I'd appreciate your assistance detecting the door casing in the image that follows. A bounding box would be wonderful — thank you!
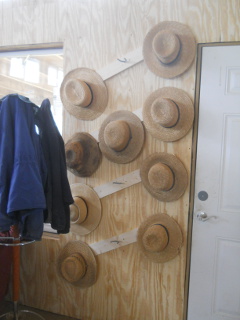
[184,41,240,320]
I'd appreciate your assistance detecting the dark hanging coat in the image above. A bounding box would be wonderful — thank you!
[35,98,73,234]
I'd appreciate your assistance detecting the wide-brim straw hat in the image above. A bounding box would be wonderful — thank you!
[137,213,182,263]
[98,110,145,164]
[57,240,97,287]
[143,21,196,78]
[140,152,188,202]
[65,132,101,177]
[69,183,102,235]
[60,68,108,120]
[142,87,194,142]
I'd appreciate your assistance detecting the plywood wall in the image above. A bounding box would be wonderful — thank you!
[1,0,240,319]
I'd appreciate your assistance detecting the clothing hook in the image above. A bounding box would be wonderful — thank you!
[117,57,128,63]
[111,240,120,245]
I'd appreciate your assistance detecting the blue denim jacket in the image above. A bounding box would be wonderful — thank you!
[0,94,46,240]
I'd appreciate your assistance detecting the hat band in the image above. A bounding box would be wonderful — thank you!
[163,100,180,128]
[74,253,88,280]
[117,132,132,152]
[150,162,175,193]
[70,197,88,225]
[151,98,180,128]
[84,82,94,108]
[157,42,182,66]
[142,223,169,252]
[103,120,132,152]
[155,224,169,246]
[65,142,84,169]
[61,253,88,283]
[163,166,175,191]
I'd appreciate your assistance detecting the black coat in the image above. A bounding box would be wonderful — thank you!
[36,99,73,234]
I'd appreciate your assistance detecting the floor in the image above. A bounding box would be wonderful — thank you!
[0,301,79,320]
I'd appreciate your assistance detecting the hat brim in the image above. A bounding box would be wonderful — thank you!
[98,110,145,164]
[140,152,188,202]
[65,132,101,177]
[57,240,97,287]
[143,21,196,78]
[70,183,102,235]
[137,213,182,263]
[142,87,194,142]
[60,68,108,120]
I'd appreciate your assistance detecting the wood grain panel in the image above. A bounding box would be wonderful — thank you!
[1,1,240,320]
[0,3,2,46]
[62,0,92,153]
[1,0,14,46]
[90,0,117,69]
[12,0,24,45]
[43,1,59,43]
[20,238,62,314]
[219,0,240,41]
[21,1,43,44]
[190,0,220,43]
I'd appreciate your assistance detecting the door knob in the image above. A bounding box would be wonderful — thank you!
[196,211,217,222]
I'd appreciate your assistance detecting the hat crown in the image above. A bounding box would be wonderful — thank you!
[64,79,92,108]
[61,253,87,283]
[103,120,131,152]
[65,141,84,169]
[151,97,179,128]
[153,30,180,64]
[148,162,174,191]
[142,224,168,252]
[70,196,88,225]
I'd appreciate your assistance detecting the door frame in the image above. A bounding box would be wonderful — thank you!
[183,41,240,320]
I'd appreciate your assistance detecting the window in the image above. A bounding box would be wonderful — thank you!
[0,45,63,133]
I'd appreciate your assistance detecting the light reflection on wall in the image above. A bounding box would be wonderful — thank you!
[0,48,63,133]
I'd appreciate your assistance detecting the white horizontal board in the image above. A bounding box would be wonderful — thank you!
[94,169,141,199]
[90,228,138,255]
[98,47,143,81]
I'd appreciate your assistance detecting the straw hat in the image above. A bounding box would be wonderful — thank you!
[60,68,108,120]
[65,132,101,177]
[58,241,97,287]
[69,183,102,235]
[143,21,196,78]
[98,110,145,164]
[140,152,188,202]
[143,87,194,142]
[137,213,182,263]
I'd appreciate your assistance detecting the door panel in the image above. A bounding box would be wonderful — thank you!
[220,115,240,212]
[187,43,240,320]
[213,238,240,317]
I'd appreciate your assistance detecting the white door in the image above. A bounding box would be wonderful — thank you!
[187,43,240,320]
